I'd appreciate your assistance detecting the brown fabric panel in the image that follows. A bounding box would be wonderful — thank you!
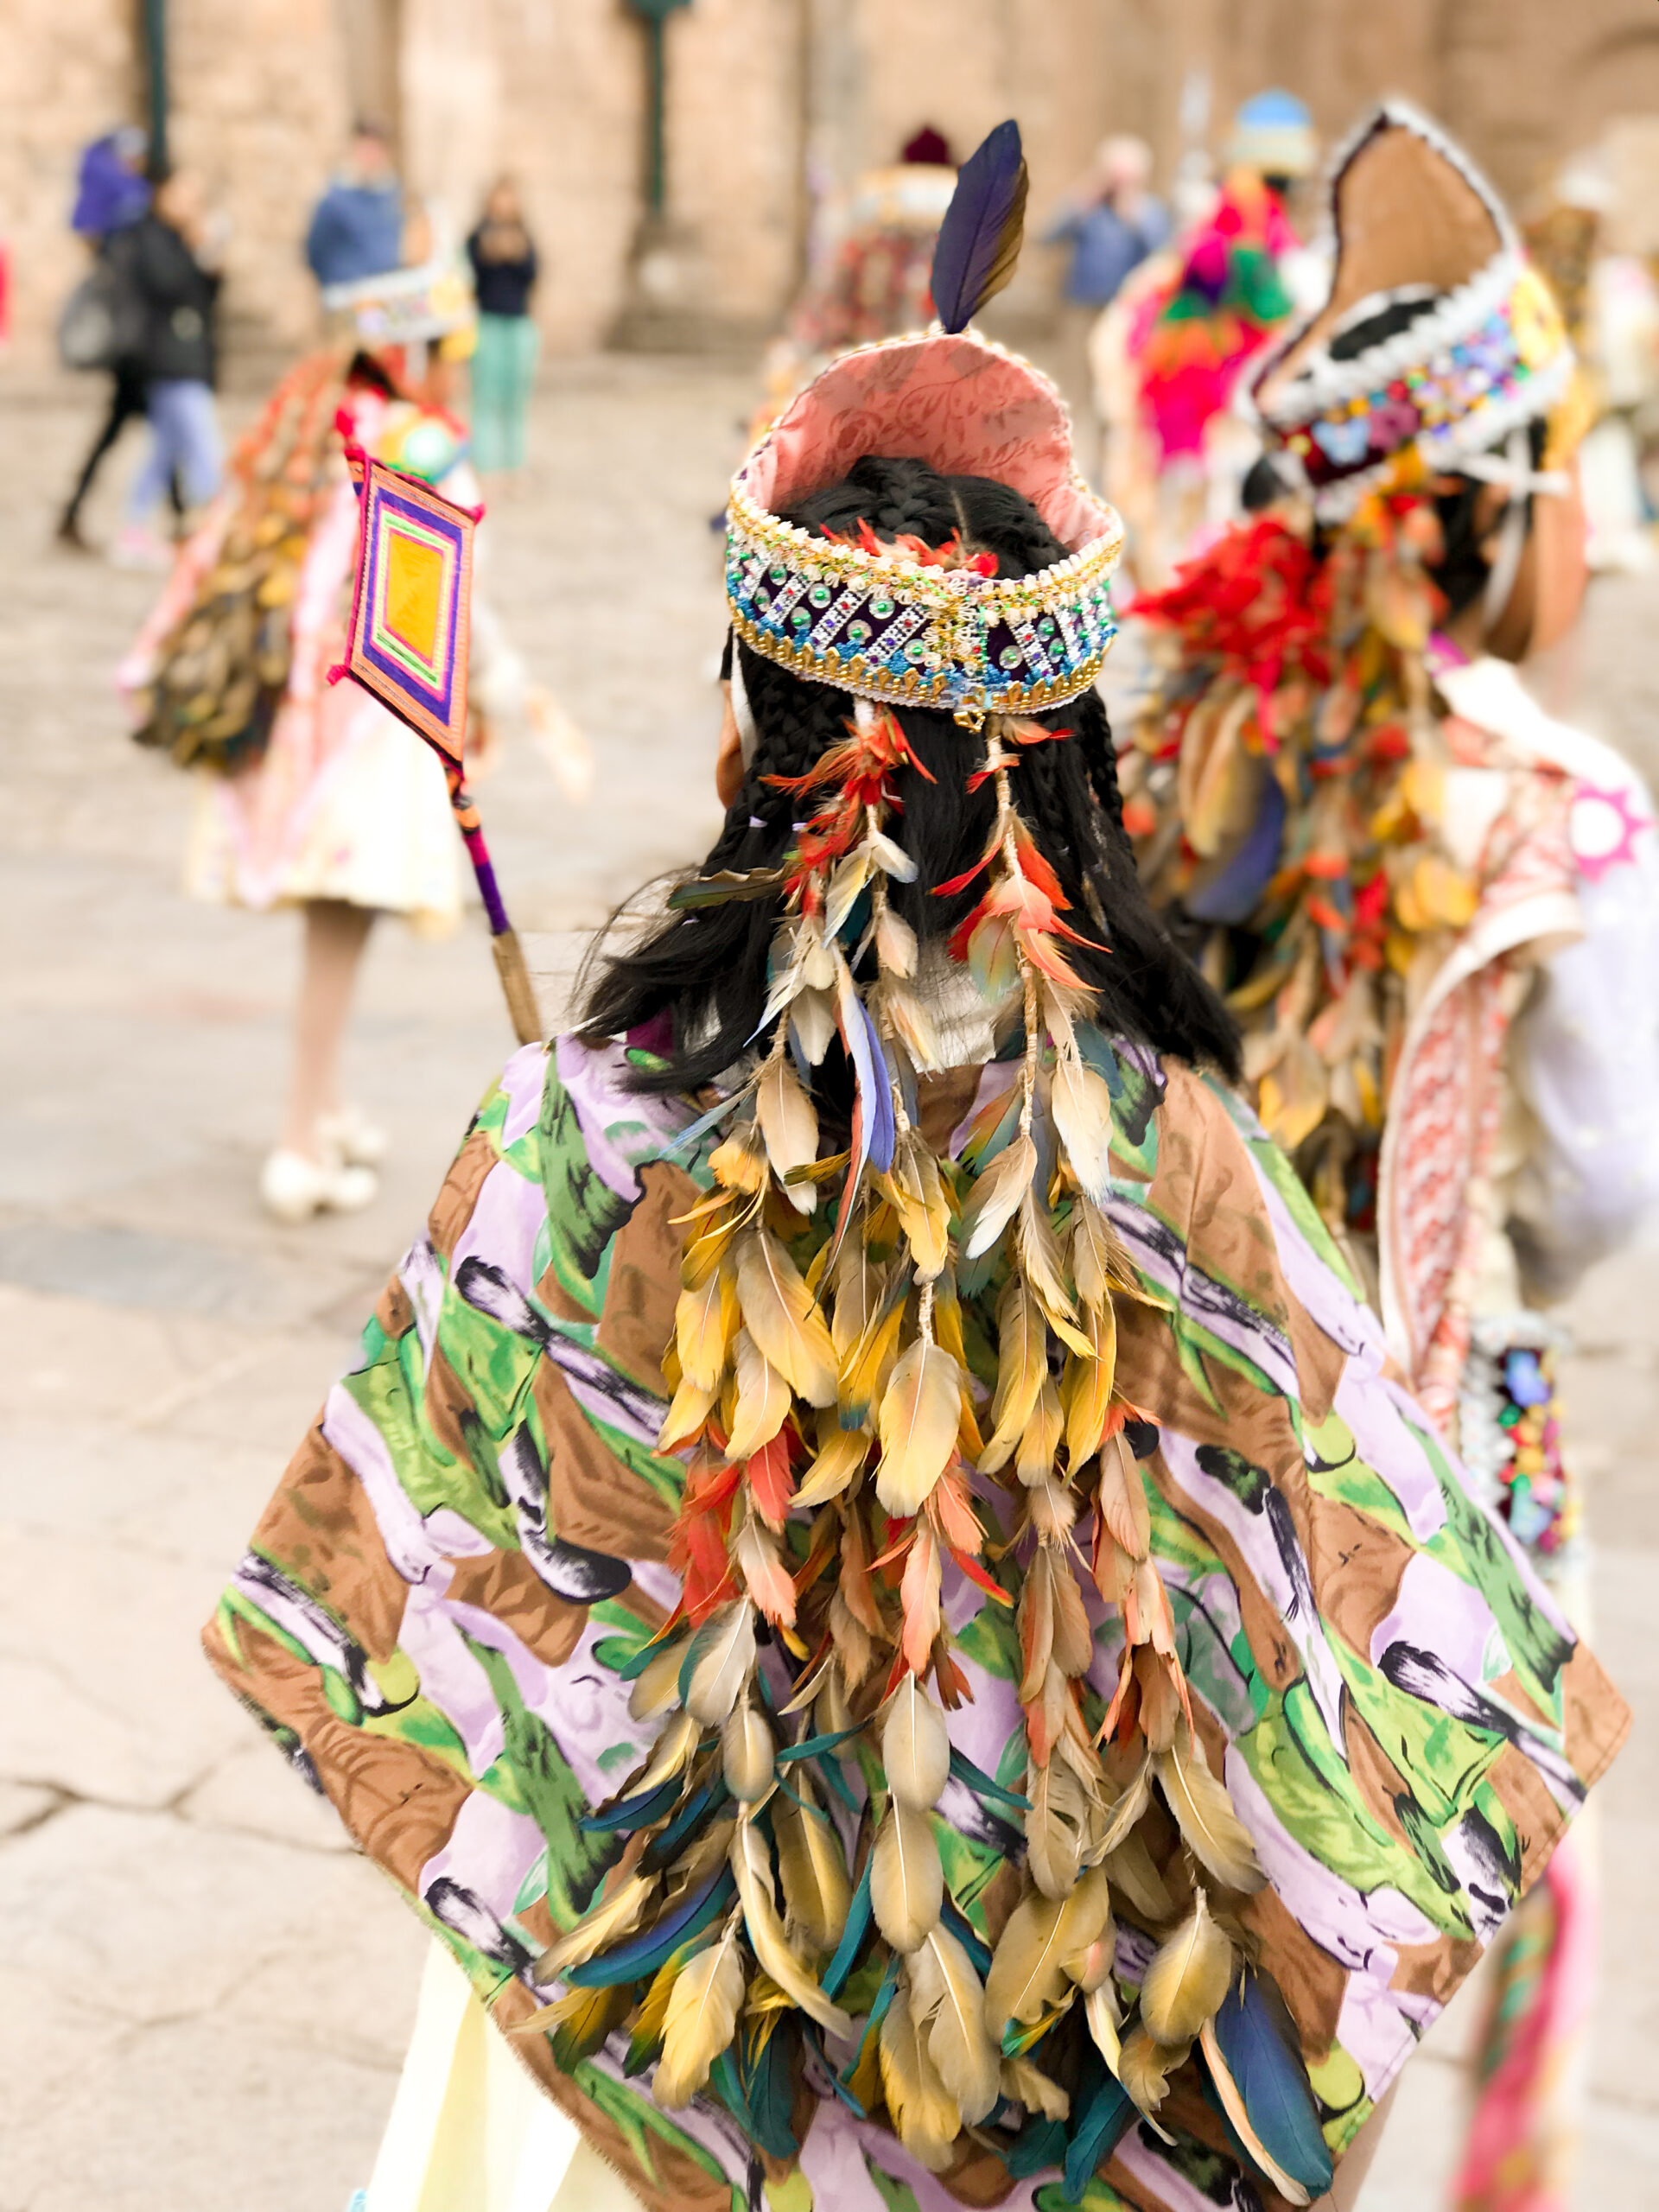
[1296,1477,1416,1667]
[429,1126,500,1259]
[203,1618,470,1888]
[1389,1930,1483,2007]
[443,1551,593,1672]
[1558,1640,1630,1793]
[421,1340,486,1478]
[490,1979,734,2212]
[1485,1741,1586,1899]
[376,1274,415,1340]
[594,1160,701,1392]
[1239,1882,1351,2058]
[535,1261,601,1332]
[532,1357,678,1564]
[249,1422,410,1662]
[1340,1703,1418,1848]
[1142,1443,1304,1703]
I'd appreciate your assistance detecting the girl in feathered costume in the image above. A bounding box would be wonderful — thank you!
[201,125,1624,2212]
[1124,102,1659,2212]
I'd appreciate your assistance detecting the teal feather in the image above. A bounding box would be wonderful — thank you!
[1062,2051,1135,2202]
[949,1745,1033,1812]
[1204,1971,1333,2198]
[821,1853,874,1997]
[563,1867,734,1986]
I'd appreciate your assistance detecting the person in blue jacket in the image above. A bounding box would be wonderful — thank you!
[304,121,404,289]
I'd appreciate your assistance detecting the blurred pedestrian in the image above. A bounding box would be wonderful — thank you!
[466,175,540,482]
[305,120,404,289]
[112,171,225,569]
[1045,134,1170,429]
[56,127,160,552]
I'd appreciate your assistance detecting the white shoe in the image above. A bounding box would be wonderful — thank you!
[108,524,173,571]
[317,1104,389,1168]
[260,1147,378,1224]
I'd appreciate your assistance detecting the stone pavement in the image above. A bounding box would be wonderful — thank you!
[1,364,1656,2212]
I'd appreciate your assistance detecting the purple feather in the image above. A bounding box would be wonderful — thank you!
[930,119,1029,334]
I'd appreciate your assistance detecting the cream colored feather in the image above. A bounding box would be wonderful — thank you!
[683,1599,756,1725]
[1104,1831,1176,1923]
[831,1240,879,1357]
[961,1131,1038,1260]
[1014,1376,1065,1487]
[536,1871,653,1976]
[632,1707,702,1796]
[657,1370,719,1452]
[1071,1196,1131,1313]
[1093,1747,1153,1861]
[1016,1187,1087,1351]
[979,1285,1046,1473]
[875,904,918,977]
[736,1230,839,1407]
[1084,1980,1122,2073]
[756,1055,820,1214]
[1024,1755,1089,1902]
[984,1866,1109,2034]
[728,1816,853,2037]
[874,1339,962,1516]
[734,1514,797,1628]
[727,1328,791,1462]
[882,1675,950,1811]
[626,1632,690,1723]
[878,1986,960,2171]
[1061,1299,1117,1468]
[675,1264,737,1392]
[872,1798,944,1953]
[1001,2056,1070,2122]
[911,1927,1000,2125]
[793,1417,870,1509]
[1117,2024,1187,2120]
[721,1700,774,1801]
[1138,1889,1233,2046]
[1051,1053,1116,1205]
[652,1921,746,2107]
[772,1785,851,1953]
[791,986,836,1067]
[1154,1731,1265,1894]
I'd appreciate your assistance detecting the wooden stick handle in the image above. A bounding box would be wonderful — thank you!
[491,928,544,1046]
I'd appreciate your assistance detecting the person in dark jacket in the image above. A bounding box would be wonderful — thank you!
[466,176,539,479]
[305,122,404,289]
[115,171,225,567]
[57,127,169,551]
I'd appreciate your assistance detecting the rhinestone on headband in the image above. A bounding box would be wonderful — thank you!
[724,331,1125,716]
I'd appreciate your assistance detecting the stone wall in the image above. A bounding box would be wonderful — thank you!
[3,0,1657,371]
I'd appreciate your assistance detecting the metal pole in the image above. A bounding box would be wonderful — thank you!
[143,0,169,173]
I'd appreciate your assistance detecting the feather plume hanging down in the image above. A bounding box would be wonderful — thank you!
[930,118,1031,335]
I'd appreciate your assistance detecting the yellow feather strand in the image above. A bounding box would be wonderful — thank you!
[911,1926,1000,2126]
[535,1871,654,1977]
[1014,1377,1065,1487]
[874,1339,962,1516]
[1051,1053,1116,1205]
[1024,1755,1089,1902]
[1060,1300,1116,1468]
[683,1599,755,1725]
[1084,1981,1122,2074]
[961,1131,1038,1261]
[1093,1747,1153,1861]
[721,1700,774,1801]
[1047,1553,1095,1679]
[632,1707,702,1796]
[1096,1430,1152,1560]
[1001,2056,1071,2122]
[657,1371,719,1453]
[620,1948,683,2063]
[830,1239,880,1358]
[1199,2014,1314,2207]
[984,1866,1110,2035]
[709,1122,768,1195]
[1117,2024,1187,2129]
[728,1816,854,2037]
[838,1290,908,1432]
[1016,1548,1054,1707]
[1105,1831,1176,1924]
[1065,1922,1119,1996]
[653,1921,747,2107]
[980,1283,1046,1473]
[793,1417,871,1510]
[772,1784,851,1953]
[626,1631,691,1723]
[1016,1188,1087,1349]
[879,1986,960,2171]
[1138,1889,1233,2047]
[726,1328,791,1462]
[882,1674,950,1811]
[1154,1730,1266,1895]
[736,1230,838,1407]
[675,1263,739,1391]
[1071,1196,1136,1312]
[757,1056,820,1214]
[871,1798,944,1954]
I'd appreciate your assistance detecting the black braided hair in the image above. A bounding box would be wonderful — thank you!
[579,455,1241,1090]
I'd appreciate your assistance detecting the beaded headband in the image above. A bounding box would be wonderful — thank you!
[726,329,1124,718]
[1251,101,1574,521]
